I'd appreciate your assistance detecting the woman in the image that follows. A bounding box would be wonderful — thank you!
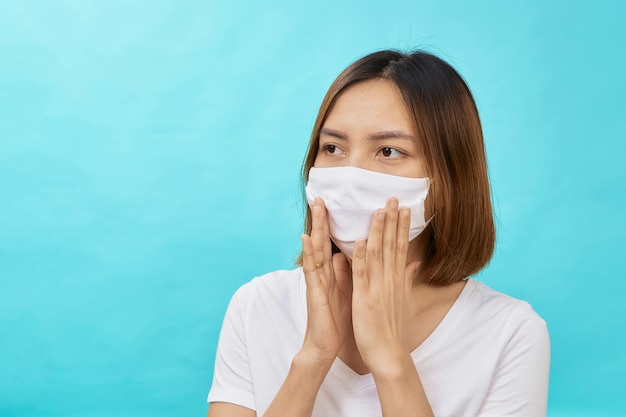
[206,50,550,417]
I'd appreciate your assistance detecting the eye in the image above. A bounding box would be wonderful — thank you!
[378,147,405,158]
[322,144,341,155]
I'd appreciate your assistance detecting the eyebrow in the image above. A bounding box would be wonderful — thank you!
[319,127,414,141]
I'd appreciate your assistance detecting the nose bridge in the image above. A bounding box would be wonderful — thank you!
[347,145,373,170]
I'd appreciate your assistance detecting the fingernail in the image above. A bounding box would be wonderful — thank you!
[377,210,385,220]
[389,198,398,209]
[400,208,410,218]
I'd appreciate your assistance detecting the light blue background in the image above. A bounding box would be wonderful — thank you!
[1,1,624,416]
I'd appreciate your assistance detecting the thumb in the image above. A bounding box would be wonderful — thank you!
[404,261,420,297]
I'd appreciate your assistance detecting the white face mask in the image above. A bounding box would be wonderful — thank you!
[305,166,430,259]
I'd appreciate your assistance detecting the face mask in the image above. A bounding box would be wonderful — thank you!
[305,166,430,259]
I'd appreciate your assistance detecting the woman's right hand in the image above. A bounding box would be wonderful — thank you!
[300,197,352,366]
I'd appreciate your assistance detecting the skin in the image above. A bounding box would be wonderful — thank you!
[208,79,467,417]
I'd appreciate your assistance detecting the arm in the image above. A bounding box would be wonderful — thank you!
[261,350,333,416]
[351,199,434,417]
[262,200,352,416]
[208,199,351,417]
[351,198,550,416]
[208,351,333,417]
[372,356,434,417]
[207,403,254,417]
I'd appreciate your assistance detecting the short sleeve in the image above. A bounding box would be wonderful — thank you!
[207,283,256,411]
[476,304,551,417]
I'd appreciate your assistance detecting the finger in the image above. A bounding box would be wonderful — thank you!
[405,261,420,299]
[311,202,327,274]
[315,197,334,282]
[351,238,368,295]
[366,209,386,283]
[301,234,318,275]
[301,234,322,288]
[395,207,411,277]
[383,198,399,282]
[332,252,352,300]
[316,198,334,278]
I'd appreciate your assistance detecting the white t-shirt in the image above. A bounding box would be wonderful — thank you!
[207,268,550,417]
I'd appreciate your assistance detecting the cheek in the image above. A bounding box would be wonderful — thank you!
[412,157,430,178]
[312,153,335,168]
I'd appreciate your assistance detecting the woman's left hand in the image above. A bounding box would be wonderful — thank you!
[350,197,420,377]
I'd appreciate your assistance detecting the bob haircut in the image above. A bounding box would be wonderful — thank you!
[297,49,495,286]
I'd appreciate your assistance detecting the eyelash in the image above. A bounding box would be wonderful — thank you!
[320,144,407,158]
[378,147,406,158]
[321,144,341,154]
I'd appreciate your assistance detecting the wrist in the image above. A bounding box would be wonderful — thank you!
[295,346,336,372]
[368,349,414,381]
[370,354,434,417]
[262,349,334,416]
[290,349,334,389]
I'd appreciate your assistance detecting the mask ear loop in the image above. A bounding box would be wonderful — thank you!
[423,177,435,225]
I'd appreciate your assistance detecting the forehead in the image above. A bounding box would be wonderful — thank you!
[323,79,415,134]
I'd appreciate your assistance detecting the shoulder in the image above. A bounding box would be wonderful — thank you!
[234,267,303,299]
[463,279,549,346]
[454,281,550,416]
[228,267,305,317]
[466,280,545,321]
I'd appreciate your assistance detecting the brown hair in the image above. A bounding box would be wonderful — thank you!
[297,49,495,286]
